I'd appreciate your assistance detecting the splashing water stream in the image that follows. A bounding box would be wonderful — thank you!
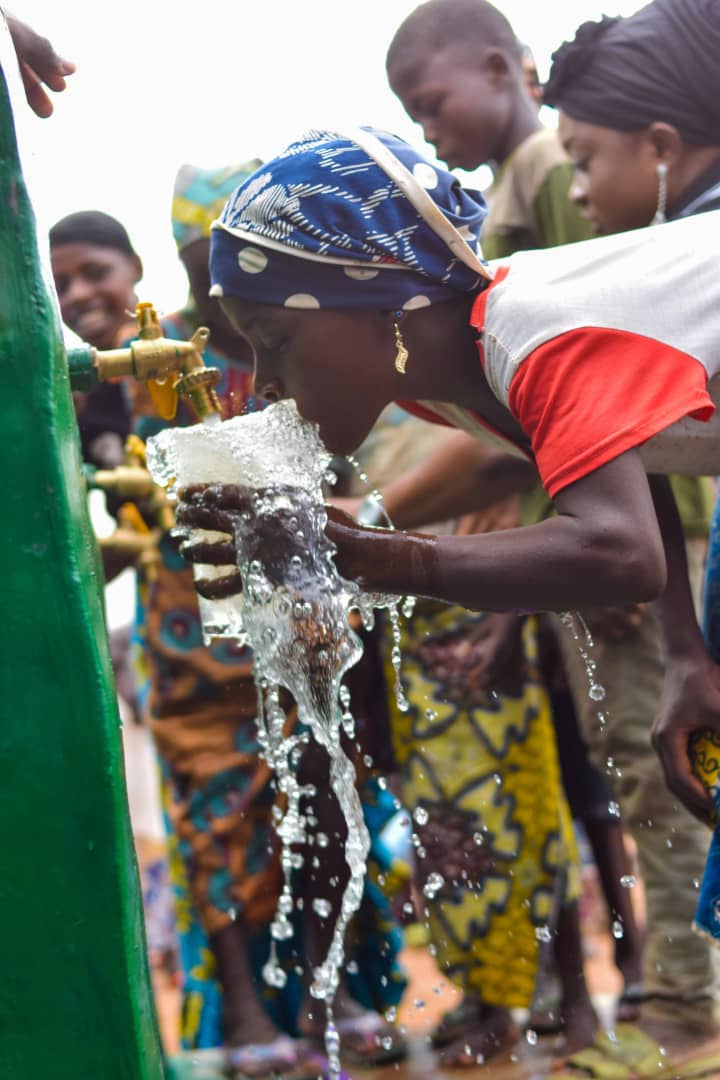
[147,401,404,1076]
[558,611,606,709]
[558,611,619,793]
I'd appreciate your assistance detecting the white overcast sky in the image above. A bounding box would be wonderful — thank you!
[9,0,644,318]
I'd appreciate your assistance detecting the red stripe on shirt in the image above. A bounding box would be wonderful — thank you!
[507,327,715,497]
[469,265,510,371]
[394,270,526,448]
[396,401,454,428]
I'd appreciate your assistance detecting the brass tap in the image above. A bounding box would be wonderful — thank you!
[99,502,163,580]
[85,305,221,578]
[93,434,177,578]
[173,366,222,421]
[92,466,157,499]
[90,302,223,422]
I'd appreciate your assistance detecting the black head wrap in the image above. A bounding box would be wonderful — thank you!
[49,210,137,255]
[544,0,720,146]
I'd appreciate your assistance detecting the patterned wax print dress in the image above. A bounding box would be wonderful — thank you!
[353,406,578,1010]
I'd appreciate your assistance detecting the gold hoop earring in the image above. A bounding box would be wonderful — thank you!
[393,312,408,374]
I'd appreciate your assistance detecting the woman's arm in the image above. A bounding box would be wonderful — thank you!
[330,449,666,612]
[648,475,719,825]
[178,449,664,609]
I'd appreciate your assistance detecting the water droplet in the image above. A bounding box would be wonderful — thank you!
[535,925,552,943]
[526,1029,538,1046]
[262,960,288,988]
[620,874,636,888]
[612,920,625,939]
[312,898,332,919]
[423,872,445,899]
[271,916,294,941]
[414,806,429,826]
[608,800,621,818]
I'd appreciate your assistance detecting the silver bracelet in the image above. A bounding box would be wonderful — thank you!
[355,493,387,527]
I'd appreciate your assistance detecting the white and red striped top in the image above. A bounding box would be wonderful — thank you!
[401,211,720,497]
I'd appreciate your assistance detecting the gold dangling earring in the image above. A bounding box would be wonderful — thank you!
[393,311,408,375]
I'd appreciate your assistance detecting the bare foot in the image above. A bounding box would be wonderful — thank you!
[432,996,491,1047]
[554,989,599,1057]
[209,922,288,1050]
[298,986,406,1064]
[225,1036,300,1079]
[615,932,645,1023]
[297,983,364,1037]
[438,1008,518,1068]
[224,1007,288,1051]
[616,979,644,1023]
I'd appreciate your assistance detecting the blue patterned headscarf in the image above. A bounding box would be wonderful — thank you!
[209,127,490,311]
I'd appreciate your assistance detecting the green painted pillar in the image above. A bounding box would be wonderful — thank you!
[0,38,165,1080]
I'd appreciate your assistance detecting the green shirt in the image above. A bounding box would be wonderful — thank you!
[481,128,593,259]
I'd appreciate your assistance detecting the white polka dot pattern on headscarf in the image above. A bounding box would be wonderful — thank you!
[413,162,439,190]
[343,266,380,280]
[403,295,432,310]
[237,247,269,273]
[284,293,321,309]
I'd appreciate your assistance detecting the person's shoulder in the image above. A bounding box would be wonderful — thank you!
[509,127,571,183]
[486,128,574,246]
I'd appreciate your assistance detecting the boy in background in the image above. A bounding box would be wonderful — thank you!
[387,0,593,256]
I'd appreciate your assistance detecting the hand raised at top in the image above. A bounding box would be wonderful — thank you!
[6,15,75,118]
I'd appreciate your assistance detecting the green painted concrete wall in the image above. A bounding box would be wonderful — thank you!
[0,46,165,1080]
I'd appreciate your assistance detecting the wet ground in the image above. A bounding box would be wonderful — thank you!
[157,936,614,1079]
[156,903,720,1078]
